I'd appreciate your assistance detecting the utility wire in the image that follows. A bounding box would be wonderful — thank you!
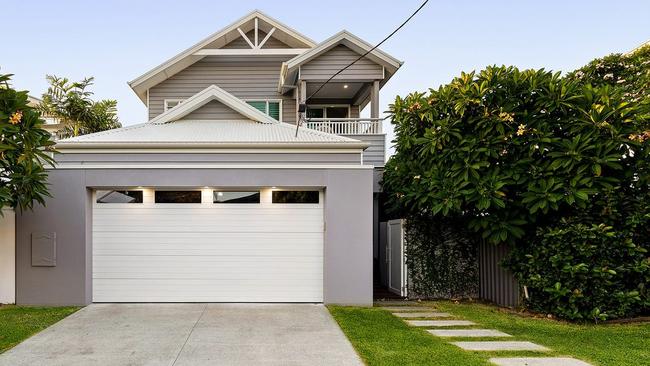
[295,0,429,137]
[306,0,428,102]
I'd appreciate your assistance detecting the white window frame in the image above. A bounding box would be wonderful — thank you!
[243,99,283,122]
[306,104,351,118]
[164,99,185,112]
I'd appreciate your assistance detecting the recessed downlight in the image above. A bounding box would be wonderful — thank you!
[343,84,349,89]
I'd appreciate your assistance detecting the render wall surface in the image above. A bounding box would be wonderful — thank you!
[0,208,15,304]
[15,164,374,306]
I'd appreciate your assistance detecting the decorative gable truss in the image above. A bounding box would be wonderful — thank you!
[129,10,316,103]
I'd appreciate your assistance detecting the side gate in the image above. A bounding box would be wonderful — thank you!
[386,219,407,297]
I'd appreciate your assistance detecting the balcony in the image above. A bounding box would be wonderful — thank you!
[305,118,383,135]
[304,117,385,167]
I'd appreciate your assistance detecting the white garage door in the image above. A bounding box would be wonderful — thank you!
[92,189,323,302]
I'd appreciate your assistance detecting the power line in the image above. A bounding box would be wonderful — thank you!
[295,0,429,137]
[305,0,429,102]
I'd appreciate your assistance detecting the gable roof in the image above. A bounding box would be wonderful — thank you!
[279,30,403,91]
[149,84,278,125]
[55,120,367,150]
[128,10,316,103]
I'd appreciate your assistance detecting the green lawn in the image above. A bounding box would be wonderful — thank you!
[0,305,80,353]
[328,302,650,366]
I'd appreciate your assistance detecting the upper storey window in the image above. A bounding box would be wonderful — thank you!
[164,99,185,112]
[246,100,281,121]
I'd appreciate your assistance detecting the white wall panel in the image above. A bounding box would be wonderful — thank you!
[0,208,15,304]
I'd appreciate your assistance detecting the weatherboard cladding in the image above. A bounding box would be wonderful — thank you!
[183,100,246,120]
[148,57,296,122]
[300,45,384,81]
[345,134,385,166]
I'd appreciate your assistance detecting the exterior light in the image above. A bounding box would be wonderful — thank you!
[271,186,277,189]
[343,84,349,89]
[217,192,223,196]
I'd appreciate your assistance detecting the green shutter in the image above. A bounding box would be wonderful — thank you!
[268,102,280,120]
[246,101,267,114]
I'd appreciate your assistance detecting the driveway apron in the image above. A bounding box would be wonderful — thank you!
[0,303,363,366]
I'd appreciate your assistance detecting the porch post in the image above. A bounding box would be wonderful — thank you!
[298,80,306,124]
[370,80,380,119]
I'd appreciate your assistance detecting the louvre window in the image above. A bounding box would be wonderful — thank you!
[246,100,281,121]
[96,190,143,204]
[272,191,319,204]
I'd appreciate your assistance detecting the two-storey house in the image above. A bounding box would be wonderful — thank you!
[15,11,402,306]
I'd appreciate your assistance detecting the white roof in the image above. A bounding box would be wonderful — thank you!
[56,120,366,149]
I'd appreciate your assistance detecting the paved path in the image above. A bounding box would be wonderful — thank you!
[381,302,593,366]
[0,304,363,366]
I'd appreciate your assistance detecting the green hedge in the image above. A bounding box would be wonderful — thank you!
[382,59,649,320]
[506,221,649,321]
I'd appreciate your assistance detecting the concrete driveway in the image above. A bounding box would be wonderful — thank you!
[0,304,363,366]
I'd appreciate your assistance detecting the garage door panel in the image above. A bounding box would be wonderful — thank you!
[92,192,324,303]
[93,281,322,302]
[93,242,323,257]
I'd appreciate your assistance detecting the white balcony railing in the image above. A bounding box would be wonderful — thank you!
[305,118,383,135]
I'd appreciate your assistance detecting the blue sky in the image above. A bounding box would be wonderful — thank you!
[3,0,649,145]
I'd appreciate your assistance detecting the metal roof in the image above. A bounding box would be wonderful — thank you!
[56,120,367,149]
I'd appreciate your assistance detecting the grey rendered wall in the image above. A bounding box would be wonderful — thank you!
[148,56,296,122]
[479,242,520,307]
[300,45,384,81]
[15,170,92,305]
[344,134,385,167]
[15,164,373,306]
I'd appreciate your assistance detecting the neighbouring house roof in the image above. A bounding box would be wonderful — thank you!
[128,10,316,103]
[625,39,650,56]
[55,119,367,150]
[149,84,278,125]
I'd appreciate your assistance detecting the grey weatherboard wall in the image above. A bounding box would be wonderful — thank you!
[16,159,374,306]
[300,45,384,81]
[148,57,297,122]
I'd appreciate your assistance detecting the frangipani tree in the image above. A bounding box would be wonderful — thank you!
[0,73,55,211]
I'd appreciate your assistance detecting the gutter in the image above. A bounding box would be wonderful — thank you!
[54,141,370,150]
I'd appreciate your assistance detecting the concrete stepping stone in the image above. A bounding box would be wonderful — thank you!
[407,320,475,327]
[381,306,435,312]
[453,341,549,351]
[393,312,451,318]
[490,357,593,366]
[428,329,511,337]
